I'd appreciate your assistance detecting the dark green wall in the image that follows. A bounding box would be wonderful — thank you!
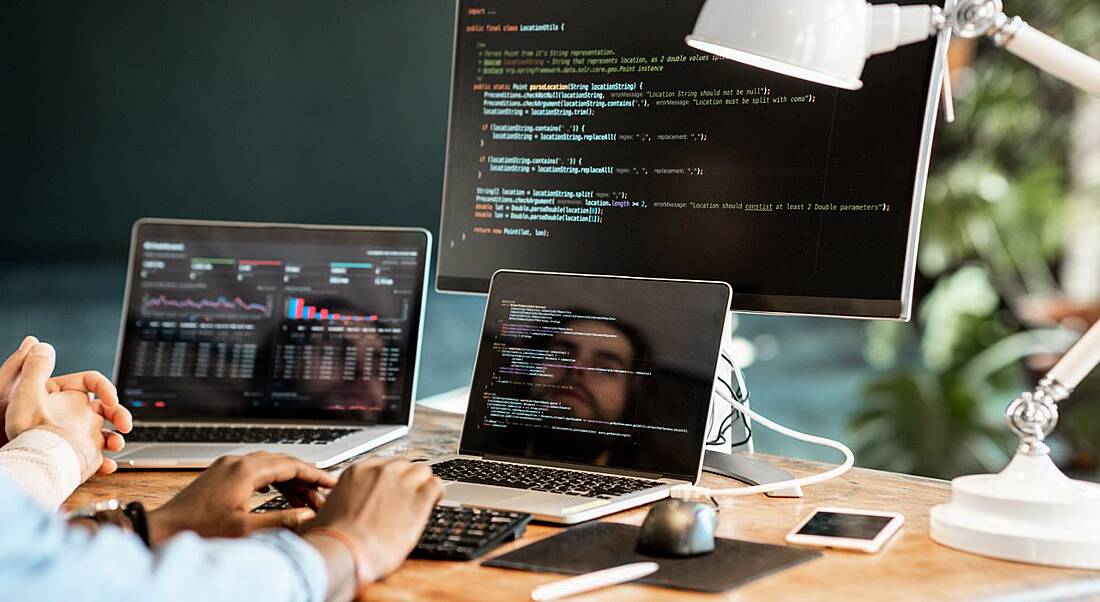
[1,0,456,262]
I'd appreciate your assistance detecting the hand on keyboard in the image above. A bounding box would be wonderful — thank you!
[300,458,444,582]
[255,496,532,561]
[147,451,337,545]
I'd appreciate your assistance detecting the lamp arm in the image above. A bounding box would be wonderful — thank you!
[1047,319,1100,391]
[945,1,1100,97]
[991,16,1100,98]
[1007,319,1100,454]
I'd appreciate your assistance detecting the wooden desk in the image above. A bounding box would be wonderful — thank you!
[68,409,1100,601]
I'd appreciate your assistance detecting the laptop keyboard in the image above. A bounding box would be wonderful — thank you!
[126,426,356,445]
[431,458,663,499]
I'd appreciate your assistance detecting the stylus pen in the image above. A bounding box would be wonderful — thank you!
[530,562,660,601]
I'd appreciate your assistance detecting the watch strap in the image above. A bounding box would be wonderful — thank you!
[123,501,151,547]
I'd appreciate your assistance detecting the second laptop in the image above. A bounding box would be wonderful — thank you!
[432,270,731,524]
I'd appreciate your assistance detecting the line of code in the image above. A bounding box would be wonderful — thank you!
[440,0,937,308]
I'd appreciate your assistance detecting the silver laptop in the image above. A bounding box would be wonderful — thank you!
[433,270,731,524]
[109,219,430,468]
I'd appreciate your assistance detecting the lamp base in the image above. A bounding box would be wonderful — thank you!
[930,452,1100,569]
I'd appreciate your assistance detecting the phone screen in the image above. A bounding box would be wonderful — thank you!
[796,511,895,540]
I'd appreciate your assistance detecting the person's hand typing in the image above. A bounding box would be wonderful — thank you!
[4,342,132,479]
[301,459,443,585]
[146,452,338,546]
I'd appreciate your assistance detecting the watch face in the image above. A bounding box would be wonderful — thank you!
[68,499,117,519]
[68,499,129,530]
[94,499,123,512]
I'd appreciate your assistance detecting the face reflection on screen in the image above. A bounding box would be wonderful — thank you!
[538,317,648,424]
[515,313,655,467]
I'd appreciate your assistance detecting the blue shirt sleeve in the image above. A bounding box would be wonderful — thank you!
[0,475,327,602]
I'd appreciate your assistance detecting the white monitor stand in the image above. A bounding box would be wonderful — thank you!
[703,334,802,497]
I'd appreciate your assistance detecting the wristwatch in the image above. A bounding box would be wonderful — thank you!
[66,499,151,547]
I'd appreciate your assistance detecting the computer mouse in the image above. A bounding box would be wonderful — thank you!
[636,499,718,557]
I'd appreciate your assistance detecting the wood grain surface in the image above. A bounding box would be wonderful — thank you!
[66,409,1100,601]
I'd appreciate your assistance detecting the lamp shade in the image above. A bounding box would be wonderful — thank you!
[686,0,870,89]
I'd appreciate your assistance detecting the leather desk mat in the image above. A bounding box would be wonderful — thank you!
[482,522,821,593]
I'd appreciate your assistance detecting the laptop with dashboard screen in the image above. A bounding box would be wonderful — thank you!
[431,270,731,523]
[109,219,429,468]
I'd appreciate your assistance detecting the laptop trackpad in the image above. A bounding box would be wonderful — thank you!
[442,482,530,504]
[121,445,243,461]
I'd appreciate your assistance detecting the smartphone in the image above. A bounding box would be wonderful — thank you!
[785,507,904,553]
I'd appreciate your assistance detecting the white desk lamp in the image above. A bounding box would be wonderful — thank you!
[684,0,1100,569]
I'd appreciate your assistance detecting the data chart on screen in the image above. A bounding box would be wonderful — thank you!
[116,223,427,422]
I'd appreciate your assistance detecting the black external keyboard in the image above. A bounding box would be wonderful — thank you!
[127,426,355,445]
[430,458,663,499]
[413,505,530,560]
[252,496,531,561]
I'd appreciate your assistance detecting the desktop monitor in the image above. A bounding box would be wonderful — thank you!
[436,0,945,319]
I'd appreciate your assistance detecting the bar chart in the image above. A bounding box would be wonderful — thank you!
[286,296,379,322]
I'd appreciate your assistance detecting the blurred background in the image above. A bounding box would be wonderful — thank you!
[2,0,1097,480]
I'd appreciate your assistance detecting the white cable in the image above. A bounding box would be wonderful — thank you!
[672,388,855,500]
[728,357,752,451]
[705,388,723,445]
[729,357,748,398]
[705,358,737,447]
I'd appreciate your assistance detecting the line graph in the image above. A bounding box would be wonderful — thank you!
[142,294,272,318]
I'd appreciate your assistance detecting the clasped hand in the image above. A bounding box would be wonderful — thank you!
[0,337,133,479]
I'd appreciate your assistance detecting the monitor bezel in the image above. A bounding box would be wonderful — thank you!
[434,0,949,321]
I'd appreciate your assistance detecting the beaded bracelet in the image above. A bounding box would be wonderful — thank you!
[307,526,370,597]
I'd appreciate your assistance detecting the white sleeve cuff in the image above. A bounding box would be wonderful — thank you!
[0,428,83,510]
